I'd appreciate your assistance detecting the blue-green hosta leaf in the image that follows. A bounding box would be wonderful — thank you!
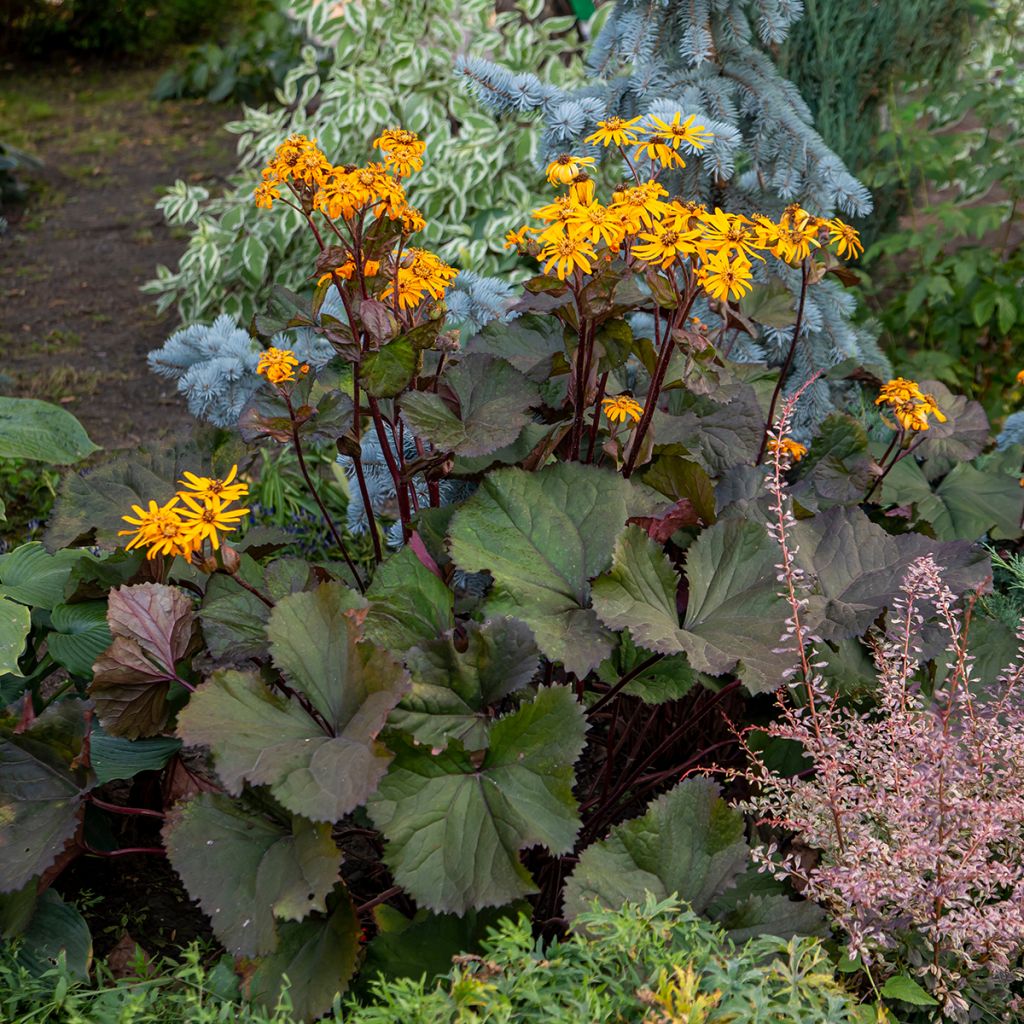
[368,685,586,914]
[0,543,86,610]
[793,505,990,642]
[89,730,182,785]
[389,617,539,749]
[678,518,792,693]
[245,889,360,1021]
[0,598,30,678]
[163,794,341,957]
[449,463,633,676]
[363,547,453,653]
[400,354,540,458]
[14,890,92,981]
[563,777,749,923]
[47,602,112,678]
[178,585,409,821]
[0,397,99,464]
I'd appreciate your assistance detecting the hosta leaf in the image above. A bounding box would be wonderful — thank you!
[676,517,792,693]
[363,547,453,652]
[0,598,30,678]
[0,543,85,610]
[47,602,112,678]
[90,584,196,739]
[179,586,409,821]
[89,730,182,784]
[562,777,748,922]
[246,889,360,1020]
[14,890,93,981]
[793,505,990,642]
[369,685,586,914]
[0,397,99,464]
[449,463,632,676]
[390,617,539,749]
[591,525,683,655]
[164,793,341,956]
[0,712,88,892]
[401,354,540,458]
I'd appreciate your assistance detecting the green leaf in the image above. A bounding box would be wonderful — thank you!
[705,869,825,941]
[164,793,341,956]
[656,388,763,474]
[879,975,939,1006]
[793,413,873,507]
[0,725,86,892]
[179,585,409,821]
[676,517,791,693]
[363,547,453,652]
[401,354,539,458]
[563,777,749,923]
[0,397,99,464]
[200,567,271,664]
[0,598,30,678]
[15,890,92,981]
[390,617,539,749]
[361,338,416,398]
[466,313,565,383]
[246,889,361,1021]
[0,543,85,610]
[89,730,181,784]
[449,463,632,676]
[911,381,989,471]
[369,685,586,914]
[597,631,695,704]
[47,602,112,678]
[738,276,797,328]
[90,584,196,739]
[591,526,683,656]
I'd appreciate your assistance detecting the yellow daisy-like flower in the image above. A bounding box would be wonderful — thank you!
[119,498,191,561]
[503,225,534,250]
[609,181,670,231]
[257,347,303,386]
[631,137,687,168]
[766,437,808,462]
[178,465,249,505]
[381,248,458,309]
[1017,369,1024,385]
[567,201,626,249]
[545,154,595,186]
[317,257,382,286]
[699,249,754,302]
[178,493,250,553]
[633,223,699,269]
[372,127,426,177]
[540,235,596,280]
[645,113,712,151]
[772,205,822,264]
[876,377,924,406]
[699,208,765,261]
[254,179,281,209]
[399,206,426,234]
[584,116,644,147]
[875,378,947,432]
[828,218,863,259]
[602,395,644,424]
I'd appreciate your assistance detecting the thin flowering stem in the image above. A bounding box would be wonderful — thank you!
[757,259,810,464]
[225,568,275,608]
[367,396,412,543]
[863,430,901,502]
[586,370,610,464]
[283,392,366,592]
[350,363,385,565]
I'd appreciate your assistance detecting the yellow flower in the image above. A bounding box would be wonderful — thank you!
[119,497,192,561]
[771,204,822,264]
[545,154,595,186]
[540,235,596,280]
[828,218,863,259]
[875,378,947,432]
[533,194,578,243]
[503,225,534,250]
[633,223,699,268]
[372,127,426,177]
[699,249,754,302]
[257,347,302,386]
[1017,370,1024,385]
[178,493,250,553]
[382,248,458,309]
[568,200,626,248]
[317,257,382,286]
[584,116,644,147]
[314,170,363,220]
[876,378,924,405]
[399,206,426,234]
[602,395,643,424]
[698,208,765,261]
[609,181,670,231]
[766,437,808,462]
[645,112,712,151]
[178,465,249,505]
[631,137,686,168]
[254,179,281,209]
[570,178,596,205]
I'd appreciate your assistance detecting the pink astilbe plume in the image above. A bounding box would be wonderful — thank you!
[742,385,1024,1020]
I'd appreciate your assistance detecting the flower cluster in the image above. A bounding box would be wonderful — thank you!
[765,436,808,462]
[505,114,862,298]
[875,377,947,432]
[257,346,309,386]
[255,131,456,317]
[119,467,249,562]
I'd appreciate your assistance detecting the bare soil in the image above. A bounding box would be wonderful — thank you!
[0,57,238,450]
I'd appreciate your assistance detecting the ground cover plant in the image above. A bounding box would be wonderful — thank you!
[5,95,1024,1023]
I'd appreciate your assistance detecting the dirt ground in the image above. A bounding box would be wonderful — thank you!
[0,58,238,450]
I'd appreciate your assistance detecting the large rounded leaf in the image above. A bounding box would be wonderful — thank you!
[179,585,409,821]
[449,463,633,676]
[47,602,112,678]
[15,890,93,980]
[0,598,30,678]
[0,397,99,464]
[368,684,586,914]
[0,543,85,610]
[164,793,341,956]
